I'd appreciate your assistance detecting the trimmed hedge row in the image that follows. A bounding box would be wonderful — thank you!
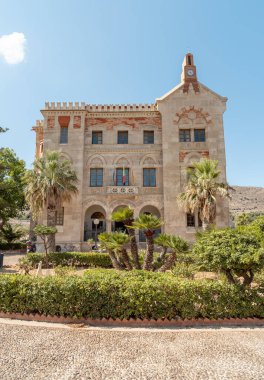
[26,252,112,268]
[0,242,26,250]
[0,271,263,319]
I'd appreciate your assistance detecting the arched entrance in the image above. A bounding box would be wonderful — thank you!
[138,205,162,242]
[84,205,106,241]
[111,205,129,233]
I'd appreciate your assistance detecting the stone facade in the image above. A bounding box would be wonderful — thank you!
[33,53,229,251]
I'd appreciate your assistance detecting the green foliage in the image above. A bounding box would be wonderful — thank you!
[111,206,134,223]
[131,213,163,232]
[0,242,26,250]
[172,262,197,279]
[0,271,263,319]
[177,159,231,228]
[154,233,171,248]
[193,228,264,285]
[0,223,27,243]
[235,212,264,227]
[24,150,79,219]
[18,257,33,275]
[0,148,26,223]
[34,225,57,236]
[26,251,112,268]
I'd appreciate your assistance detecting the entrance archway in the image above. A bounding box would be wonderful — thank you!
[84,205,106,241]
[138,205,161,242]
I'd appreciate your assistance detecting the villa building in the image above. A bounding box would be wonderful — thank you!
[33,53,229,250]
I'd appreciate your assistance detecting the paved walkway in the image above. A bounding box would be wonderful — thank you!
[0,319,264,379]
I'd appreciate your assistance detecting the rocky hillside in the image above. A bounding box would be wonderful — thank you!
[230,186,264,215]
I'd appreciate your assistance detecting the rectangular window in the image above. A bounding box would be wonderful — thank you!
[92,131,102,144]
[179,129,191,142]
[60,127,68,144]
[118,131,128,144]
[194,129,206,142]
[144,131,154,144]
[90,168,103,187]
[143,168,156,187]
[116,168,129,186]
[55,207,64,226]
[187,213,195,227]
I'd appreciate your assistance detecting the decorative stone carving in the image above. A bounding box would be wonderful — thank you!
[174,106,211,125]
[90,157,104,167]
[47,116,55,129]
[73,116,81,129]
[107,186,138,195]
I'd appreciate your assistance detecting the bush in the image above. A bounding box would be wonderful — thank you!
[193,228,264,286]
[172,262,197,279]
[0,271,263,319]
[26,252,112,268]
[0,242,26,250]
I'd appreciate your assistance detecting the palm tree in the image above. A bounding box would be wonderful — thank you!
[98,231,131,270]
[111,207,141,269]
[158,235,189,272]
[24,150,78,252]
[131,213,163,271]
[177,159,231,230]
[154,233,171,261]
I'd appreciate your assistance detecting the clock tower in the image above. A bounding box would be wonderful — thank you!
[181,53,200,93]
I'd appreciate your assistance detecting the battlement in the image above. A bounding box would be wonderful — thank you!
[32,120,44,130]
[44,102,157,112]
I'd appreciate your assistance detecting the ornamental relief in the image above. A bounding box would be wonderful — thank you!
[173,106,211,126]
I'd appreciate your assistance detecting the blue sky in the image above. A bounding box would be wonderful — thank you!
[0,0,263,186]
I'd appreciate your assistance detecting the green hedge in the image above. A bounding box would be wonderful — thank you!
[0,271,263,319]
[0,242,26,250]
[26,252,112,268]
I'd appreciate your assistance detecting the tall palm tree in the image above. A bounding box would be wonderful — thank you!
[158,235,189,272]
[131,213,163,271]
[24,150,78,252]
[177,159,231,230]
[111,206,141,269]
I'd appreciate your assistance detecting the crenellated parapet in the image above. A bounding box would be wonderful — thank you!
[43,102,157,112]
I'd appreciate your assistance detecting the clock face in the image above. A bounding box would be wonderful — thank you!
[187,69,194,76]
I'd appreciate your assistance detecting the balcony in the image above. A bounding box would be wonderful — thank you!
[106,186,139,195]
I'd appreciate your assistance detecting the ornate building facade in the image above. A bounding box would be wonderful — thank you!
[33,53,229,250]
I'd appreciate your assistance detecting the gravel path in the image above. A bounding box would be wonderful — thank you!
[0,321,264,380]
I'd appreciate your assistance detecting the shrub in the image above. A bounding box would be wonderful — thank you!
[54,265,76,276]
[193,228,264,286]
[235,212,264,227]
[26,252,112,268]
[0,271,263,319]
[0,242,26,250]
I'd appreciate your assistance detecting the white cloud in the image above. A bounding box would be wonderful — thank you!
[0,32,26,64]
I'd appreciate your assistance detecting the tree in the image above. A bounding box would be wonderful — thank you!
[154,233,171,260]
[0,148,26,226]
[130,214,163,271]
[24,151,78,252]
[0,223,27,243]
[98,232,126,270]
[193,228,264,286]
[177,159,231,230]
[33,224,57,266]
[111,206,141,269]
[158,235,189,272]
[235,212,264,227]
